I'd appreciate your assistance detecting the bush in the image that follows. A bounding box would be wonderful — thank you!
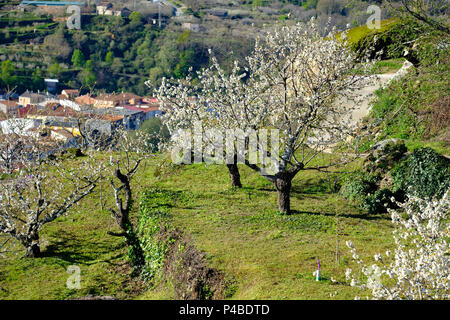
[391,147,450,200]
[340,173,379,202]
[362,188,400,214]
[352,18,428,63]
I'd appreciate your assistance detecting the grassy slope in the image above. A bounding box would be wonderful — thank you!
[367,56,450,156]
[0,154,395,300]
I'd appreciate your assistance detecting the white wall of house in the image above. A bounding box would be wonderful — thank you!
[0,118,41,136]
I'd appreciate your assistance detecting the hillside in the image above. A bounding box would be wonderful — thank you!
[0,153,395,300]
[0,0,397,95]
[0,0,449,304]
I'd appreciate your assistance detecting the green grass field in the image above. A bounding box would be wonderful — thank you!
[0,154,396,300]
[344,18,398,45]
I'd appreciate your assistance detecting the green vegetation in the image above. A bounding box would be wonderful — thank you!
[391,148,450,200]
[354,17,450,155]
[0,14,210,94]
[0,1,449,302]
[341,141,449,214]
[370,58,404,74]
[0,1,410,95]
[0,154,395,300]
[137,188,176,281]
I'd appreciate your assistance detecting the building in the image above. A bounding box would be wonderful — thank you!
[75,94,96,106]
[96,1,112,15]
[18,91,47,106]
[61,89,80,99]
[93,92,142,109]
[44,79,59,94]
[43,118,81,137]
[182,22,200,33]
[96,2,131,17]
[59,99,82,111]
[114,6,131,17]
[50,128,76,142]
[124,104,162,121]
[89,107,145,130]
[20,1,85,6]
[0,100,19,117]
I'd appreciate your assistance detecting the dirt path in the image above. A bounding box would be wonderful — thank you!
[316,61,413,153]
[343,73,396,125]
[345,60,414,127]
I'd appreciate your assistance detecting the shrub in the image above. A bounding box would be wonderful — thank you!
[362,188,400,214]
[352,18,428,63]
[391,147,450,200]
[340,173,379,202]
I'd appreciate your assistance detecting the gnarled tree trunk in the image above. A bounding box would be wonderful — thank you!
[273,172,294,214]
[24,226,40,258]
[226,163,242,188]
[109,166,145,269]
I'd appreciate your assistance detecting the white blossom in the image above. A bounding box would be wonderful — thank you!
[346,191,450,300]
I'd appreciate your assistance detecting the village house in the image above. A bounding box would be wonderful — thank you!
[90,107,145,130]
[93,92,142,109]
[50,128,77,142]
[96,2,131,17]
[124,104,162,121]
[0,100,19,117]
[18,91,47,106]
[114,6,131,17]
[61,89,80,99]
[23,104,81,137]
[96,1,112,15]
[75,94,96,106]
[182,22,200,33]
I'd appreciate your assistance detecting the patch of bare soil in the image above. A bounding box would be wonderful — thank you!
[157,226,229,300]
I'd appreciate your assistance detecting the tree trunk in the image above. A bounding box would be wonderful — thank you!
[274,174,293,214]
[24,230,40,258]
[226,163,242,188]
[110,167,145,270]
[25,242,40,258]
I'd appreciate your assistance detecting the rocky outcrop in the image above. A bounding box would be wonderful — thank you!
[363,138,408,177]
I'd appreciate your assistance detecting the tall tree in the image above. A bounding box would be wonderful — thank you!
[156,19,373,213]
[71,49,86,68]
[1,60,16,87]
[48,62,62,78]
